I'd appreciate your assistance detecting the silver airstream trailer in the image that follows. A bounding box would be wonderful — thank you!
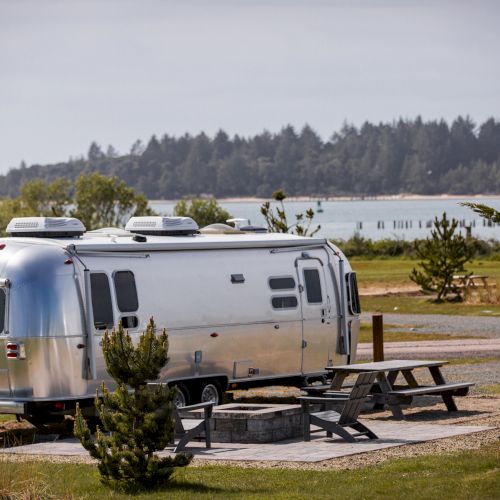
[0,216,361,424]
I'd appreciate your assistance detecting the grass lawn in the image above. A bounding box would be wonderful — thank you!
[353,258,500,286]
[358,322,475,342]
[360,295,500,316]
[1,443,498,499]
[0,414,15,423]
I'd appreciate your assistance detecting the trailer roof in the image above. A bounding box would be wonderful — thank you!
[3,231,329,253]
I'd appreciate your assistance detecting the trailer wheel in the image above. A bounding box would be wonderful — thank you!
[200,380,223,405]
[172,383,190,407]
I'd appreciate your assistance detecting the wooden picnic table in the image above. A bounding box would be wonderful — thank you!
[452,274,490,293]
[325,359,474,420]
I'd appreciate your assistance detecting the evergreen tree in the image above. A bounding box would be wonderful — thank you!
[461,202,500,223]
[74,318,191,492]
[410,213,473,301]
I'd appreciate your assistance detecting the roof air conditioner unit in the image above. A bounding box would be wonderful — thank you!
[6,217,86,238]
[125,216,199,236]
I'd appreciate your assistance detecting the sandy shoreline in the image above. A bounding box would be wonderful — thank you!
[150,194,500,204]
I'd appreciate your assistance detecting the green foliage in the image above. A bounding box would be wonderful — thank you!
[461,202,500,223]
[74,318,191,492]
[332,234,500,259]
[71,172,154,230]
[0,173,154,234]
[331,234,416,258]
[409,213,474,301]
[19,178,71,216]
[260,190,320,236]
[173,198,231,228]
[3,117,500,198]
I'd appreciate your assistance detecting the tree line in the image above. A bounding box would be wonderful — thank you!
[2,116,500,199]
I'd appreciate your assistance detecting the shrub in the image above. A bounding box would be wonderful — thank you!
[74,318,191,492]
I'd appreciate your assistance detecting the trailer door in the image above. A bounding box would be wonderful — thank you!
[297,261,332,373]
[0,283,11,397]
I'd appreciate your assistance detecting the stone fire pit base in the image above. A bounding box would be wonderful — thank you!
[187,403,303,443]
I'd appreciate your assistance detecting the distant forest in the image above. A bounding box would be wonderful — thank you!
[2,116,500,199]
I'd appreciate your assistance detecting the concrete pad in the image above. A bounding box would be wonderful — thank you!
[0,421,492,463]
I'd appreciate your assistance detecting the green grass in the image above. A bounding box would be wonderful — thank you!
[478,383,500,395]
[358,323,475,342]
[353,258,500,286]
[361,295,500,316]
[0,443,498,499]
[0,414,15,423]
[447,357,499,366]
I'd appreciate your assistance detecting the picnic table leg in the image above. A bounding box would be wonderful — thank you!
[376,372,405,420]
[401,370,419,388]
[429,366,458,412]
[330,372,348,391]
[387,370,399,386]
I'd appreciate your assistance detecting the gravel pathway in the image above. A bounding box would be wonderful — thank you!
[361,312,500,338]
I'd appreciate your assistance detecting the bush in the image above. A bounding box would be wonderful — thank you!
[74,318,191,492]
[174,197,232,228]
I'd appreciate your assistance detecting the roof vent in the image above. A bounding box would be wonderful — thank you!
[6,217,86,238]
[125,216,199,236]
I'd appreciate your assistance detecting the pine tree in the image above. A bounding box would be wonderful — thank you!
[74,318,191,492]
[461,202,500,223]
[410,213,473,301]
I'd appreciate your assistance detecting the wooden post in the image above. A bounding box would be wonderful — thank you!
[372,313,384,362]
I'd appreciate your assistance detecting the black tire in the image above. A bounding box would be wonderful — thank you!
[199,379,223,405]
[172,382,190,407]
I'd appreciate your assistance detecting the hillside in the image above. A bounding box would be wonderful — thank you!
[2,116,500,199]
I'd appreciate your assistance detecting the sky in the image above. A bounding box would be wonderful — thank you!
[1,0,499,174]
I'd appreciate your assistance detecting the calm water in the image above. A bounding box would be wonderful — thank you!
[150,197,500,241]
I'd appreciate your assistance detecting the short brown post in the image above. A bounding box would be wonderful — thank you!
[372,313,384,362]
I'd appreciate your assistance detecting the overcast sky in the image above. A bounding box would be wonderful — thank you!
[1,0,499,173]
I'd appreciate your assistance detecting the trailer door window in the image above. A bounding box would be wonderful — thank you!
[90,273,114,330]
[113,271,139,312]
[303,268,323,304]
[0,289,5,334]
[346,272,361,314]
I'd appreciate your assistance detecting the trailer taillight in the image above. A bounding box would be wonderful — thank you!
[6,342,25,360]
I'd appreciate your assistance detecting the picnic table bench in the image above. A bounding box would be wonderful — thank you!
[323,359,474,420]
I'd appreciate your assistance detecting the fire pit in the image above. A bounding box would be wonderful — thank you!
[185,403,303,443]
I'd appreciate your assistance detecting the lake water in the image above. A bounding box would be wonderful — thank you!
[150,197,500,241]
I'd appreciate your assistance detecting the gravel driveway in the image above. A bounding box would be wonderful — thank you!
[361,312,500,338]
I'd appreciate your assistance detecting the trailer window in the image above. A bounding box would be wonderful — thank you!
[303,269,322,304]
[0,289,5,334]
[90,273,114,330]
[269,277,295,290]
[113,271,139,312]
[271,296,298,309]
[346,272,361,314]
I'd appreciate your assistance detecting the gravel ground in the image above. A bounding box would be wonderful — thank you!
[361,312,500,338]
[1,396,498,470]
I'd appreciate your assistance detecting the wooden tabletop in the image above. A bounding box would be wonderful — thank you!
[325,359,448,372]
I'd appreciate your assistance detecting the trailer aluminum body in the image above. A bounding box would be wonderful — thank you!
[0,219,360,421]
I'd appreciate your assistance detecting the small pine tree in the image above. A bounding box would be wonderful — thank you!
[461,202,500,223]
[74,318,191,491]
[410,212,473,301]
[260,190,321,236]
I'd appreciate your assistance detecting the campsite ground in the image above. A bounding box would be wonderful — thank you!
[0,257,499,498]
